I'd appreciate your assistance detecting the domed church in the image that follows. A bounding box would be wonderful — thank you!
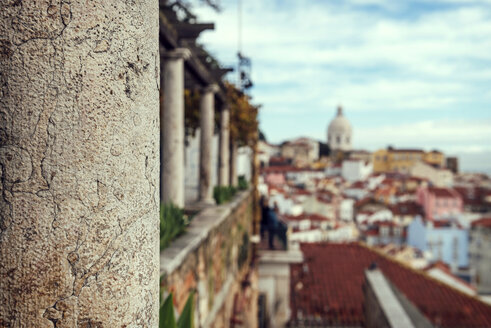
[327,106,352,151]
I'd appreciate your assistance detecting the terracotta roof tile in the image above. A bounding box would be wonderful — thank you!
[390,201,424,216]
[471,218,491,228]
[429,187,460,198]
[290,243,491,327]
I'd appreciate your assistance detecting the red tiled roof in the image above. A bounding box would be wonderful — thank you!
[284,213,332,222]
[431,219,463,229]
[429,187,460,199]
[291,189,312,196]
[351,181,366,189]
[471,218,491,228]
[365,229,379,236]
[262,165,298,174]
[454,187,487,206]
[290,243,491,327]
[390,201,424,216]
[354,196,373,208]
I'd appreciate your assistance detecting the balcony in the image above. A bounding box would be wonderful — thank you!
[160,188,256,327]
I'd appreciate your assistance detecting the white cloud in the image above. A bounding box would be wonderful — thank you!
[192,0,491,172]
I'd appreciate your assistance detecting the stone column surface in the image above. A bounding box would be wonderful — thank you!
[230,140,239,186]
[218,107,230,186]
[0,1,160,327]
[199,84,219,204]
[161,48,191,208]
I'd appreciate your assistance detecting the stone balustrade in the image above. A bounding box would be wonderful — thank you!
[160,188,257,327]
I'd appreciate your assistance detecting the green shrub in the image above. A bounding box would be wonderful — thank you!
[238,175,249,190]
[160,203,187,250]
[160,290,194,328]
[213,185,237,205]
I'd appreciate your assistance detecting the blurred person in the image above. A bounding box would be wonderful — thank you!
[260,195,268,238]
[267,201,279,249]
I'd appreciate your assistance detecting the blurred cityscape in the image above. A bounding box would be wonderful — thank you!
[255,106,491,327]
[1,0,490,327]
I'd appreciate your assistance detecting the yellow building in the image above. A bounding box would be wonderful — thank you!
[423,150,445,168]
[373,148,445,174]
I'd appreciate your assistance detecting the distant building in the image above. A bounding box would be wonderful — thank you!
[363,221,404,246]
[341,159,373,182]
[339,198,355,221]
[390,201,424,226]
[469,217,491,294]
[373,147,445,173]
[410,161,454,187]
[446,156,459,174]
[417,186,463,220]
[262,166,288,186]
[407,216,468,269]
[349,149,372,162]
[327,106,352,151]
[258,140,280,168]
[454,186,491,213]
[280,137,319,166]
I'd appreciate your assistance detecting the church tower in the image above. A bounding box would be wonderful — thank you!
[327,106,352,151]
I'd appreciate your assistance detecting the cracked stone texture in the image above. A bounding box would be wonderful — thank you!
[0,1,160,327]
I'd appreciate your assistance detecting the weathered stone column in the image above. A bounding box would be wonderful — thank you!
[218,106,230,186]
[0,1,159,327]
[199,84,219,204]
[230,140,239,186]
[161,48,191,207]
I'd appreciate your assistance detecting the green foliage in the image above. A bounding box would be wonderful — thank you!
[237,232,250,269]
[177,291,194,328]
[160,291,176,328]
[213,185,237,205]
[226,82,260,148]
[159,291,195,328]
[237,175,248,191]
[160,203,187,250]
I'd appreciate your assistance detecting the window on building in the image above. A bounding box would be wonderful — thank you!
[380,226,389,237]
[452,236,459,264]
[336,136,341,144]
[346,136,350,143]
[384,155,387,162]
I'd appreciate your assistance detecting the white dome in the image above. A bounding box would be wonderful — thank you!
[327,106,352,151]
[328,115,352,135]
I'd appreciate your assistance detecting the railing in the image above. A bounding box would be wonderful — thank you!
[160,188,255,327]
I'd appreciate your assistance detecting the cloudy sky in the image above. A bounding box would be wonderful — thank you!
[193,0,491,174]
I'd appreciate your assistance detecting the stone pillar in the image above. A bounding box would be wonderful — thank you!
[199,84,219,204]
[218,106,230,186]
[0,1,159,326]
[230,140,239,186]
[161,48,191,207]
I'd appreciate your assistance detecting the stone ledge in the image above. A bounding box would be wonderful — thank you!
[160,187,252,276]
[258,250,304,264]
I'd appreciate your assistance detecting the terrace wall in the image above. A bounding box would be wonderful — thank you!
[160,189,257,327]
